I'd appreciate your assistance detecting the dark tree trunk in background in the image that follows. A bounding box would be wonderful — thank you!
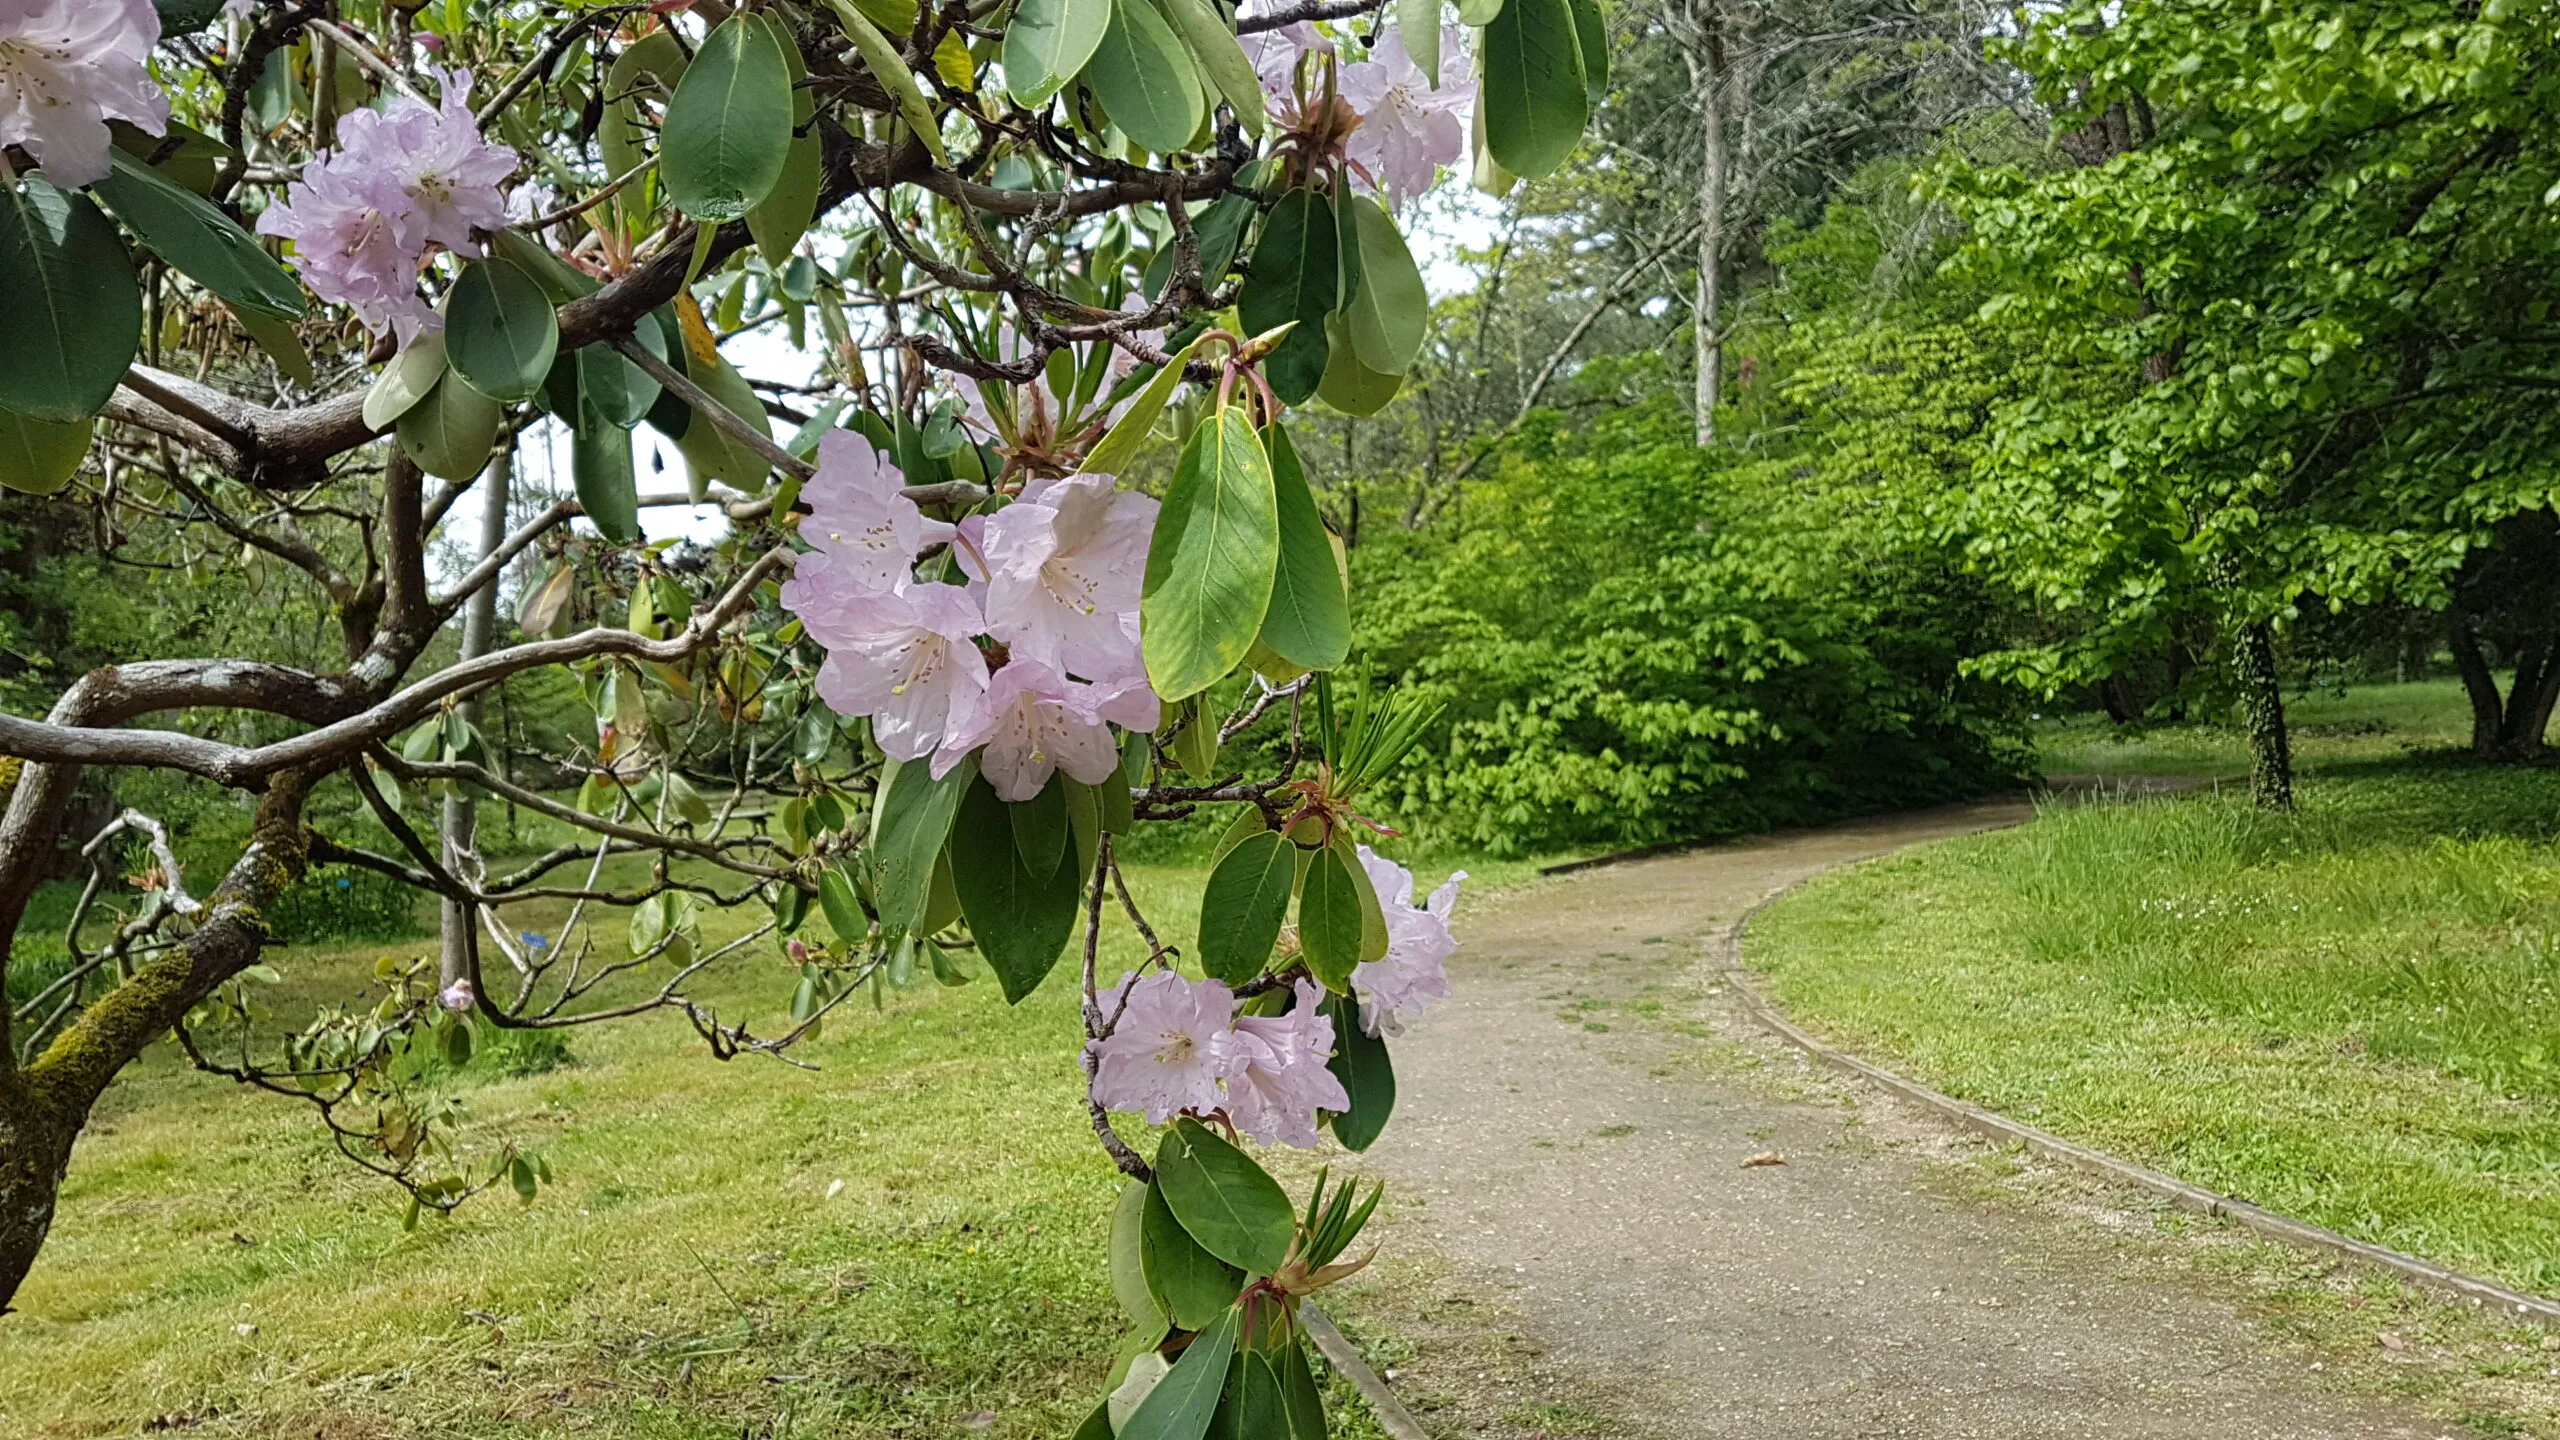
[2236,620,2293,810]
[2448,610,2560,756]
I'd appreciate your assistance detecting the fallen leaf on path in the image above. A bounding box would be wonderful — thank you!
[1739,1151,1787,1168]
[2377,1332,2408,1352]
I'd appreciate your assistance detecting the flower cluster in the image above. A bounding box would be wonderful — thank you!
[1088,974,1350,1147]
[0,0,168,190]
[1244,15,1473,211]
[257,72,514,345]
[780,432,1163,801]
[1351,846,1464,1036]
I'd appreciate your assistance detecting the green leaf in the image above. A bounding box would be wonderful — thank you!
[951,775,1084,1002]
[747,13,824,264]
[1342,195,1427,374]
[924,847,965,934]
[1004,0,1113,106]
[1401,0,1443,86]
[1086,333,1204,477]
[1279,1335,1327,1440]
[1344,833,1390,964]
[1148,0,1266,137]
[1141,1179,1242,1331]
[825,0,953,167]
[0,408,92,496]
[0,177,140,423]
[571,406,641,544]
[396,373,506,481]
[1197,829,1295,983]
[1119,1306,1238,1440]
[772,879,811,935]
[601,31,688,197]
[1322,993,1394,1150]
[445,257,559,405]
[667,337,774,490]
[1481,0,1589,179]
[1297,840,1366,990]
[1155,1118,1295,1275]
[1086,0,1206,155]
[1009,774,1071,880]
[1315,312,1404,416]
[227,302,315,389]
[1111,1181,1171,1332]
[577,319,666,430]
[1225,1352,1288,1440]
[1454,0,1503,26]
[1142,407,1280,701]
[870,753,977,936]
[365,331,447,431]
[1064,777,1104,888]
[1566,0,1608,102]
[1238,188,1337,404]
[1256,422,1351,671]
[1070,1399,1117,1440]
[661,14,796,223]
[93,151,303,319]
[819,865,868,946]
[1208,806,1272,870]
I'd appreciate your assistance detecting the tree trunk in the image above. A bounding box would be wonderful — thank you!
[2519,649,2560,752]
[0,1081,78,1313]
[1687,0,1725,447]
[2235,620,2293,810]
[439,449,513,990]
[2497,639,2556,753]
[2448,610,2505,755]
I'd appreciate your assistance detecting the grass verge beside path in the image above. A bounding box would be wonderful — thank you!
[1748,762,2560,1298]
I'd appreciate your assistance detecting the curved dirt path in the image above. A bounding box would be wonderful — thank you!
[1340,797,2446,1440]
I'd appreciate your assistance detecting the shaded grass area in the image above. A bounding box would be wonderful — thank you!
[0,848,1508,1439]
[2037,678,2481,776]
[1749,761,2560,1296]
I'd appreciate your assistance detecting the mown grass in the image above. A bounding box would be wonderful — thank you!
[2036,677,2480,776]
[1750,714,2560,1296]
[0,844,1512,1439]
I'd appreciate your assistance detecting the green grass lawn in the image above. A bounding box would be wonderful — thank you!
[2035,677,2482,776]
[0,844,1515,1439]
[1752,679,2560,1297]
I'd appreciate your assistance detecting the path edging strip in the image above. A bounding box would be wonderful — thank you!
[1714,877,2560,1330]
[1301,1303,1431,1440]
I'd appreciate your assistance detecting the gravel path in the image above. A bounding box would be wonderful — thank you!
[1347,798,2447,1440]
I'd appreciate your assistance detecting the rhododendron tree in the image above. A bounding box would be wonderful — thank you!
[0,0,1601,1431]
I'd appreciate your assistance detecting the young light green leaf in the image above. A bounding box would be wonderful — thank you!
[1155,1117,1295,1275]
[1141,1178,1244,1331]
[1343,195,1428,374]
[396,373,505,481]
[1257,421,1352,671]
[1481,0,1589,179]
[364,330,447,431]
[445,257,559,404]
[93,150,303,319]
[1196,829,1296,983]
[1147,0,1266,137]
[1004,0,1112,106]
[1141,407,1280,700]
[950,775,1083,1002]
[661,14,796,223]
[0,408,92,496]
[1117,1305,1237,1440]
[1085,0,1206,155]
[1297,840,1367,989]
[1238,187,1338,404]
[0,177,140,423]
[1085,333,1203,477]
[1321,992,1395,1150]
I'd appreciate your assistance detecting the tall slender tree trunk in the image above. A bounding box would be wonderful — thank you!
[2235,620,2293,810]
[1687,0,1726,447]
[2448,610,2506,755]
[439,449,513,989]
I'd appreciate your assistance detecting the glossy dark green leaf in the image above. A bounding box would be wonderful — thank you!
[1118,1306,1239,1440]
[772,879,811,936]
[1141,1178,1244,1330]
[1482,0,1589,179]
[0,178,139,422]
[577,320,665,431]
[1567,0,1609,102]
[1142,407,1280,701]
[1342,196,1427,374]
[1297,841,1366,990]
[1279,1335,1327,1440]
[661,14,795,223]
[1086,0,1205,155]
[0,408,92,496]
[667,337,774,489]
[1010,774,1072,880]
[1224,1352,1288,1440]
[396,373,505,481]
[747,13,824,264]
[1197,829,1296,983]
[1238,188,1337,404]
[571,406,641,543]
[1315,313,1404,416]
[950,774,1082,1001]
[94,152,302,319]
[601,31,688,191]
[1111,1181,1171,1331]
[1256,422,1352,671]
[1155,1118,1295,1275]
[1321,992,1394,1151]
[1005,0,1112,106]
[1145,192,1256,300]
[445,257,559,404]
[818,864,868,946]
[871,753,976,936]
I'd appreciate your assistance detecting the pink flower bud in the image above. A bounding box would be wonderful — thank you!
[787,938,812,963]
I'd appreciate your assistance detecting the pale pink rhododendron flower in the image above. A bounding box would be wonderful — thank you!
[805,581,991,767]
[979,473,1158,683]
[257,71,515,342]
[1087,970,1244,1124]
[938,655,1153,802]
[0,0,169,190]
[1339,26,1471,210]
[1227,981,1351,1147]
[1350,845,1463,1036]
[438,978,475,1013]
[789,431,955,597]
[1239,13,1332,110]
